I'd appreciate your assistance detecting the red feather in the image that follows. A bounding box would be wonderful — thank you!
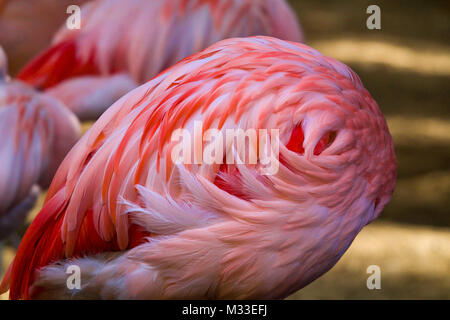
[17,39,98,90]
[3,188,149,299]
[286,123,335,156]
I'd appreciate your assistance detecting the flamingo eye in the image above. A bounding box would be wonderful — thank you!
[313,131,336,155]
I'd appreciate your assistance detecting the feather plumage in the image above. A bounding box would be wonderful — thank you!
[2,37,396,299]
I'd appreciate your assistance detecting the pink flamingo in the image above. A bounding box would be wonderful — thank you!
[0,46,81,243]
[17,0,303,121]
[1,37,396,299]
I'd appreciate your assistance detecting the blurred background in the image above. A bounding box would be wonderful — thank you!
[0,0,449,299]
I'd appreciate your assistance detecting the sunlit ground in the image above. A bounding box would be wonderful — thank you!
[1,0,449,299]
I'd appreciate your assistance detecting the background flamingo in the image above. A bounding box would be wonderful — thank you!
[1,37,396,299]
[16,0,303,121]
[0,46,81,247]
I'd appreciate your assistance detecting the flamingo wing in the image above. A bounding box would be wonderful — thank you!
[17,0,303,88]
[0,80,80,241]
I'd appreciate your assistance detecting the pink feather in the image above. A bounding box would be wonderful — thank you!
[2,37,396,300]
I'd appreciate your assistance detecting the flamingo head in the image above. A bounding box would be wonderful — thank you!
[267,71,398,231]
[207,42,398,231]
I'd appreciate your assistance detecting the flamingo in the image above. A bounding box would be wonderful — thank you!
[1,37,397,299]
[16,0,303,121]
[0,46,81,243]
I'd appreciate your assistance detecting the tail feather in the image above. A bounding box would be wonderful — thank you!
[1,185,150,299]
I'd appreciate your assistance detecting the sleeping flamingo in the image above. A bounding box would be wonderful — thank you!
[17,0,303,121]
[0,46,81,243]
[1,37,396,299]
